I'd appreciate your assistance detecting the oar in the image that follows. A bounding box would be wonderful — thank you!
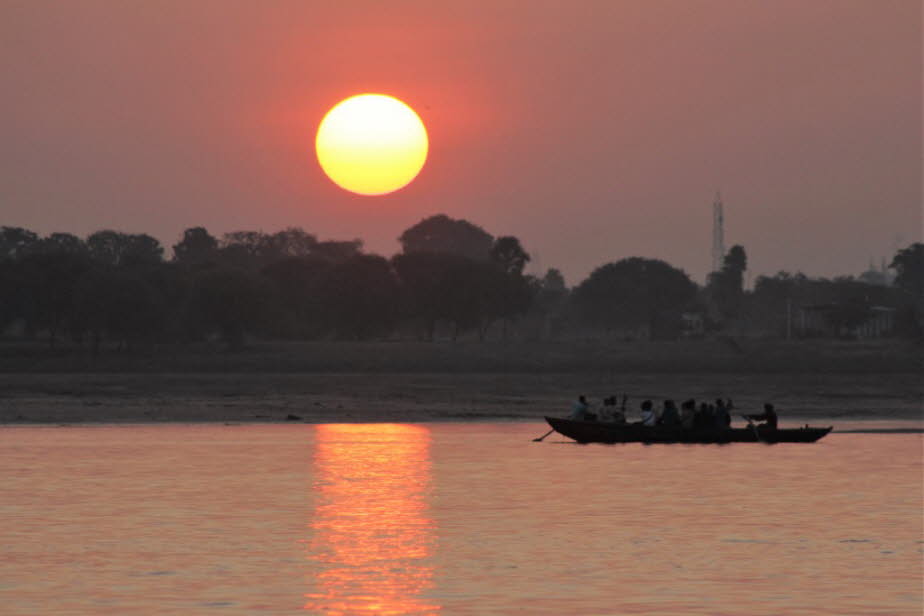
[533,428,555,442]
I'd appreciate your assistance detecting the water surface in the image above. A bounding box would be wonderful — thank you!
[1,423,921,615]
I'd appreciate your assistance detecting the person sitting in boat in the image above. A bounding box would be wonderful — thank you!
[658,399,680,427]
[746,403,778,429]
[596,396,613,421]
[607,396,627,424]
[639,400,657,427]
[569,395,592,421]
[680,399,696,429]
[714,399,732,429]
[693,402,713,430]
[596,396,609,420]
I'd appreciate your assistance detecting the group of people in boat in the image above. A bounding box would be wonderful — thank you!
[569,394,779,430]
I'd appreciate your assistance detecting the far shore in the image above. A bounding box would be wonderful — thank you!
[1,339,920,425]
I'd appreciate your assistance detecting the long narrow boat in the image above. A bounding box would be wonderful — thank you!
[544,416,832,444]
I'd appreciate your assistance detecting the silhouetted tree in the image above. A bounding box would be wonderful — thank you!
[530,268,569,339]
[218,228,354,268]
[33,232,87,256]
[261,257,334,338]
[0,260,17,331]
[313,239,363,263]
[889,243,924,337]
[18,251,92,347]
[137,262,192,342]
[219,231,267,268]
[221,228,317,266]
[72,268,165,353]
[186,268,268,349]
[392,252,455,340]
[490,236,531,275]
[103,273,165,350]
[707,244,747,322]
[398,214,494,260]
[173,227,219,265]
[266,227,318,259]
[890,243,923,297]
[0,226,39,260]
[751,271,806,335]
[86,230,164,266]
[393,247,535,340]
[393,252,492,340]
[0,238,90,339]
[484,237,535,338]
[541,268,566,293]
[73,268,113,354]
[0,258,38,336]
[821,289,874,334]
[488,270,536,339]
[320,255,400,339]
[724,245,747,277]
[441,258,504,340]
[573,257,697,339]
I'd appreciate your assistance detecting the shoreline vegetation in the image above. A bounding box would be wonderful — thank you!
[2,339,920,425]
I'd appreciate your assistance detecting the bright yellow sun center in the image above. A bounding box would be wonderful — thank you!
[315,94,428,196]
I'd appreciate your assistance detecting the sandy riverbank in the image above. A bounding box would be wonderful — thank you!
[1,339,919,424]
[1,371,921,425]
[1,338,921,374]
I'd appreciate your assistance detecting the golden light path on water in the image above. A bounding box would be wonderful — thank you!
[303,424,438,615]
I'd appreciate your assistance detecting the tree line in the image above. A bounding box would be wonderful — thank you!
[0,215,921,352]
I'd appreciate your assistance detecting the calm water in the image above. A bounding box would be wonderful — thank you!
[1,423,921,615]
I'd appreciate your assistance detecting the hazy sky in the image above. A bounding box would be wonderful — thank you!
[2,1,920,284]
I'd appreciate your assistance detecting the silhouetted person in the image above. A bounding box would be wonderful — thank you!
[601,396,626,424]
[715,398,731,429]
[693,402,712,430]
[639,400,656,426]
[569,395,590,420]
[658,399,680,426]
[680,399,696,429]
[746,403,778,429]
[596,396,611,421]
[611,404,626,424]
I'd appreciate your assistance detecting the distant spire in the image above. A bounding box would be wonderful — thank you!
[711,191,725,273]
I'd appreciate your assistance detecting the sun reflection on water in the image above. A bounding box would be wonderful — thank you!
[304,424,439,615]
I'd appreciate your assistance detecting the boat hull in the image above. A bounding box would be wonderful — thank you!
[544,417,832,444]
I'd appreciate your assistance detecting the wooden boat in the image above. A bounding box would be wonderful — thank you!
[544,416,833,444]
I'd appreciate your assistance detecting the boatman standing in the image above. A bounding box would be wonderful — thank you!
[746,403,779,429]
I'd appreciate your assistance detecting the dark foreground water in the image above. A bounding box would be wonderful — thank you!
[1,423,921,615]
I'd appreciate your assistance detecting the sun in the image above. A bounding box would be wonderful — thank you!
[315,94,428,196]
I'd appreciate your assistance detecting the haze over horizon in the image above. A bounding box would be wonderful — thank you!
[2,1,920,285]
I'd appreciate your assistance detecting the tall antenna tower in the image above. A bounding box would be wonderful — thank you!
[711,191,725,273]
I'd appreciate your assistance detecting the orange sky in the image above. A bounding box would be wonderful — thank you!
[1,1,920,283]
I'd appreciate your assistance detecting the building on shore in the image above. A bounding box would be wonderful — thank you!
[796,303,896,339]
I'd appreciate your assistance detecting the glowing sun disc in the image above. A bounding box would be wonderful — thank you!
[315,94,428,196]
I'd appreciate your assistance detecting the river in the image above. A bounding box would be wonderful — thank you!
[1,422,921,615]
